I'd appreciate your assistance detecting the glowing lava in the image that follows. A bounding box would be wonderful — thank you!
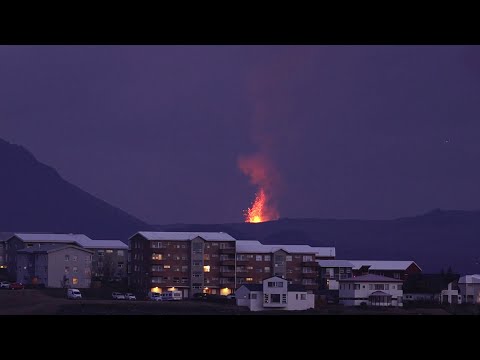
[244,189,267,223]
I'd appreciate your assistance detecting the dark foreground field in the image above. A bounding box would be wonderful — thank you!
[0,289,454,315]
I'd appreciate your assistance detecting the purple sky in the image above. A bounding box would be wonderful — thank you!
[1,45,480,225]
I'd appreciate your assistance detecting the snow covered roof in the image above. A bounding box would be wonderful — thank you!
[13,233,91,244]
[317,260,354,268]
[340,274,403,283]
[348,260,421,271]
[77,239,128,249]
[11,233,127,249]
[134,231,236,242]
[235,240,334,257]
[458,274,480,284]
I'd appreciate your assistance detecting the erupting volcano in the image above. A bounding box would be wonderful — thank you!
[238,153,280,223]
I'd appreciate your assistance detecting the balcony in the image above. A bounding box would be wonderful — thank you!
[220,247,236,254]
[302,272,317,278]
[220,270,235,277]
[236,259,248,265]
[220,259,235,266]
[302,261,318,267]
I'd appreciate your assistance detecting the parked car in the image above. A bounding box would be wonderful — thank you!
[67,288,82,299]
[148,292,162,301]
[9,282,24,290]
[0,281,10,289]
[125,293,136,300]
[226,293,236,300]
[192,292,208,300]
[112,292,125,300]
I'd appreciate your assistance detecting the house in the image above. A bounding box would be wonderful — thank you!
[235,276,315,312]
[317,260,354,290]
[403,273,460,304]
[129,231,237,298]
[440,280,461,305]
[457,274,480,304]
[338,274,403,307]
[348,260,422,280]
[5,233,128,282]
[0,232,13,270]
[235,240,334,292]
[17,244,94,288]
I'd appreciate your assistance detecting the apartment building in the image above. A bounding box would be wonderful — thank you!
[17,244,93,288]
[0,232,12,269]
[457,274,480,304]
[129,231,237,298]
[4,233,127,282]
[317,260,354,290]
[235,240,335,293]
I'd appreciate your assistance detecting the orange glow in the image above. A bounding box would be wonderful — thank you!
[244,188,278,223]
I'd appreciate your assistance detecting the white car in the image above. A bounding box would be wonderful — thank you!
[125,293,136,300]
[148,292,162,301]
[112,292,125,300]
[0,281,10,289]
[67,288,82,299]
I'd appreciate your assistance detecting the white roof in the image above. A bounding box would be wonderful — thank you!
[134,231,236,242]
[317,260,354,268]
[458,274,480,284]
[236,240,335,257]
[13,233,92,244]
[12,233,128,249]
[78,239,128,250]
[348,260,421,271]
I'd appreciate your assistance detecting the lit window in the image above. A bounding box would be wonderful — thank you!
[73,266,78,273]
[106,250,113,254]
[164,265,171,269]
[264,255,271,261]
[246,277,253,282]
[286,256,292,262]
[256,255,262,261]
[72,278,78,285]
[152,253,162,260]
[203,266,210,273]
[117,250,124,256]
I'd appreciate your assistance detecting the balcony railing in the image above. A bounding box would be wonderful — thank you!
[302,261,318,267]
[302,272,317,278]
[220,259,235,266]
[220,247,236,254]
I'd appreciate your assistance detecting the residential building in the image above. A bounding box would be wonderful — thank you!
[235,240,335,293]
[403,273,460,304]
[16,244,93,288]
[348,260,422,280]
[129,231,237,298]
[458,274,480,304]
[317,260,354,290]
[0,232,12,269]
[338,274,404,307]
[235,276,315,312]
[5,233,127,281]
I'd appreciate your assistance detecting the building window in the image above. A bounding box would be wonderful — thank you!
[65,255,69,261]
[385,284,389,290]
[151,265,162,272]
[277,282,284,287]
[271,294,281,303]
[73,266,78,273]
[369,284,373,290]
[117,250,124,256]
[65,266,70,274]
[302,255,313,262]
[72,255,78,262]
[203,265,210,272]
[394,273,400,279]
[256,268,263,273]
[192,272,202,277]
[117,262,124,269]
[264,255,271,261]
[181,266,188,272]
[181,244,186,248]
[97,250,104,256]
[203,254,210,261]
[246,277,253,282]
[192,243,203,254]
[397,284,402,290]
[268,282,275,287]
[251,293,257,299]
[300,294,307,300]
[164,265,171,269]
[247,255,253,259]
[264,267,271,272]
[193,261,201,266]
[85,255,92,263]
[72,277,78,285]
[354,284,360,290]
[286,256,292,262]
[282,294,287,303]
[106,250,113,254]
[374,284,385,290]
[152,253,162,261]
[247,266,253,270]
[181,278,188,284]
[392,285,395,289]
[182,256,187,260]
[264,294,269,303]
[256,255,262,261]
[339,268,344,274]
[84,268,91,276]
